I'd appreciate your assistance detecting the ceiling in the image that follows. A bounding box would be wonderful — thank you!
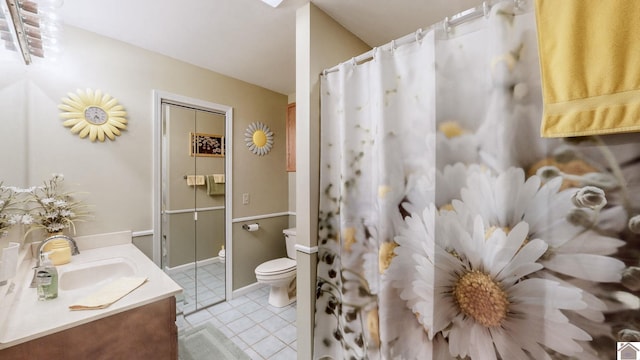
[59,0,479,95]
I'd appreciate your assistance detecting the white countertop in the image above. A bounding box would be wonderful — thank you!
[0,233,182,349]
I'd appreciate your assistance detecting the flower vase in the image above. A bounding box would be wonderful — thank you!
[42,232,71,265]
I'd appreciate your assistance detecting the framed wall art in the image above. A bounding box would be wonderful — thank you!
[190,132,224,157]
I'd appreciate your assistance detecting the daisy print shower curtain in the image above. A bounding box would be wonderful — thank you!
[315,1,640,359]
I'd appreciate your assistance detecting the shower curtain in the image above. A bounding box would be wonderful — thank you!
[315,1,640,359]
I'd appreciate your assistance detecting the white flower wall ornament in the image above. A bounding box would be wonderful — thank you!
[58,88,128,142]
[244,122,273,156]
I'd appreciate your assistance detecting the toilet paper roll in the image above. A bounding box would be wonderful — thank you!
[243,223,259,232]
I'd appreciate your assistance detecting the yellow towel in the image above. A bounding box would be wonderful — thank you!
[186,175,205,186]
[69,277,147,310]
[535,0,640,137]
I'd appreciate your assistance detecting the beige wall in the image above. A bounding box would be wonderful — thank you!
[0,25,290,291]
[167,210,224,267]
[295,4,371,359]
[233,216,291,288]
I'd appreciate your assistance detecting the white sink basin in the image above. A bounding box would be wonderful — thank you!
[0,241,182,350]
[59,257,136,291]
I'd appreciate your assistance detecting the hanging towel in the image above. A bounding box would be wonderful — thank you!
[186,175,205,186]
[535,0,640,137]
[206,175,225,196]
[69,277,147,310]
[213,174,225,183]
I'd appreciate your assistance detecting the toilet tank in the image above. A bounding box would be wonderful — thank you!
[283,228,297,260]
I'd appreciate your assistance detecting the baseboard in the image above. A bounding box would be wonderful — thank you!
[164,256,222,275]
[232,282,264,298]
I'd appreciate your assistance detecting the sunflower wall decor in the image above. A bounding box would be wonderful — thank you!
[58,88,128,142]
[244,121,274,156]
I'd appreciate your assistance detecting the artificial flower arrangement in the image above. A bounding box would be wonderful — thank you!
[20,174,91,238]
[0,174,91,242]
[0,184,23,237]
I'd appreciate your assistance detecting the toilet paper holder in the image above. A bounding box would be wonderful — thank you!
[242,223,259,231]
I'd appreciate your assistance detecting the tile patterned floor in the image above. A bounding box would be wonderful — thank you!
[177,284,297,360]
[169,261,226,314]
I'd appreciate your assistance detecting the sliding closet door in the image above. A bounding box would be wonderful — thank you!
[161,103,226,315]
[193,110,226,309]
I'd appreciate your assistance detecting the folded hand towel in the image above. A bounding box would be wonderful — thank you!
[536,0,640,137]
[69,276,147,311]
[206,175,225,196]
[213,174,225,183]
[186,175,205,186]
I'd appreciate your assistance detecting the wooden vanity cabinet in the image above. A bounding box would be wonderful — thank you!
[0,296,177,360]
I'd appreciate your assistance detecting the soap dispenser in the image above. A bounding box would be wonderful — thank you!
[36,252,58,301]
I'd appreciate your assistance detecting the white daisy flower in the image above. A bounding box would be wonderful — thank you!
[454,167,625,283]
[390,204,590,359]
[434,163,485,213]
[379,243,454,359]
[376,283,438,359]
[450,167,625,353]
[435,131,480,170]
[20,214,34,225]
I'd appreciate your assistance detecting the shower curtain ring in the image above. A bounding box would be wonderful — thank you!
[514,0,524,11]
[415,28,423,43]
[443,16,451,33]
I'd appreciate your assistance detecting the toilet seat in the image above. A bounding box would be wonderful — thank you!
[255,258,296,276]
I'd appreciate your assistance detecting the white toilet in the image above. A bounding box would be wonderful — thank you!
[255,228,297,307]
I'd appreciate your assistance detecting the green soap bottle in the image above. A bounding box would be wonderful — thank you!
[36,252,58,301]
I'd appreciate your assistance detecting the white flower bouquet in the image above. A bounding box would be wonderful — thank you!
[0,184,22,237]
[22,174,91,237]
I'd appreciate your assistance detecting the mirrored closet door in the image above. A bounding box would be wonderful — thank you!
[161,102,226,314]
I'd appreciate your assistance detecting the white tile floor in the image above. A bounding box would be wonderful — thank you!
[177,284,297,360]
[169,261,226,313]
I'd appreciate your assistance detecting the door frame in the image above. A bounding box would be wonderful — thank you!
[152,90,233,302]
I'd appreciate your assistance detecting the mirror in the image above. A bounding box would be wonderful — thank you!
[155,91,232,314]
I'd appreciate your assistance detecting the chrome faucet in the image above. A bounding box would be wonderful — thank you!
[29,235,80,288]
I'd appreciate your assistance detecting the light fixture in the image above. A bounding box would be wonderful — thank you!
[261,0,284,8]
[0,0,61,65]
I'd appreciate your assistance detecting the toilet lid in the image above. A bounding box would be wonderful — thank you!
[255,258,296,275]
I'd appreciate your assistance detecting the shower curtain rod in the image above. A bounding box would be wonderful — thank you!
[322,0,526,76]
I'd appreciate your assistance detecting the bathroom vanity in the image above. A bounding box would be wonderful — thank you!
[0,231,182,359]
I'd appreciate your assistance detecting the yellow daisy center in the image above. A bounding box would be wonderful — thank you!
[367,308,381,347]
[438,121,466,138]
[453,270,509,327]
[343,227,357,252]
[439,203,455,212]
[252,130,268,147]
[378,241,398,273]
[484,226,511,239]
[378,185,392,198]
